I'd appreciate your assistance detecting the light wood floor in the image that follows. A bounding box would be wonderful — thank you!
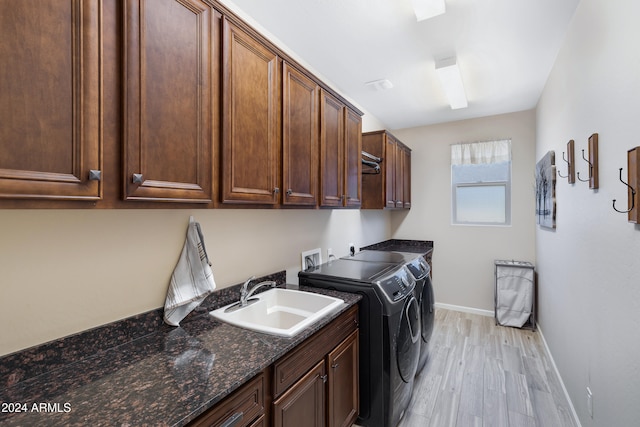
[397,308,577,427]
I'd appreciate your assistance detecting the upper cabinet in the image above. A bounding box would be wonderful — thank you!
[362,130,411,209]
[320,91,344,208]
[320,91,362,208]
[1,0,363,209]
[122,0,214,203]
[282,62,319,206]
[221,17,281,205]
[344,108,363,208]
[400,143,411,209]
[0,0,102,200]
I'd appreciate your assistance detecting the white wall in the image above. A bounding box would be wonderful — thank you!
[0,208,389,356]
[390,110,537,312]
[535,1,640,425]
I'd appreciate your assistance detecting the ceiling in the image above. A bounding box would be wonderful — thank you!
[223,0,580,130]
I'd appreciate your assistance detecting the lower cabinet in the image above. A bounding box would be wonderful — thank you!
[273,360,326,427]
[272,330,359,427]
[189,305,359,427]
[327,330,359,427]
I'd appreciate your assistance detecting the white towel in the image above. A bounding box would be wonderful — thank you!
[164,216,216,326]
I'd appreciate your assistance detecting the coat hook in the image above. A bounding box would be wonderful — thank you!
[557,152,569,178]
[612,168,636,213]
[577,149,593,182]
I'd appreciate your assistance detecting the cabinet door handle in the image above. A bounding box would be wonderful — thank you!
[331,363,339,369]
[132,173,144,184]
[286,189,293,196]
[220,412,243,427]
[88,170,101,181]
[273,187,280,194]
[320,374,328,383]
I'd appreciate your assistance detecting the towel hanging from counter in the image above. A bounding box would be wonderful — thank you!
[164,216,216,326]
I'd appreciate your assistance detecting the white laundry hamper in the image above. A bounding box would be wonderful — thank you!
[494,260,536,330]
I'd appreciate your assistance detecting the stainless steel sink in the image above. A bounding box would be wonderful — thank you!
[210,288,344,337]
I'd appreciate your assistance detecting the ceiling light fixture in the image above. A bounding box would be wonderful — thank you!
[410,0,446,21]
[365,79,394,91]
[434,56,468,109]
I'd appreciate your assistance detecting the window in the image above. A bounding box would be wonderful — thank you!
[451,139,511,225]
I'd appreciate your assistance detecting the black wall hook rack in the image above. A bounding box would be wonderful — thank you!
[612,168,636,213]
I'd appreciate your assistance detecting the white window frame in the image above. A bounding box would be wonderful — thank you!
[451,140,512,226]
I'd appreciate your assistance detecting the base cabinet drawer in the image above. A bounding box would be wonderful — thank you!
[189,372,265,427]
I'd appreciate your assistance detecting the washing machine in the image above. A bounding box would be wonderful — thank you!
[299,259,420,427]
[343,251,434,375]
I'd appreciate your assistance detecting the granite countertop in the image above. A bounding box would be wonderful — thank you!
[360,238,433,254]
[0,279,360,427]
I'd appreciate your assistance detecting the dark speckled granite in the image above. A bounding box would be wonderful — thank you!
[0,271,360,427]
[360,238,433,254]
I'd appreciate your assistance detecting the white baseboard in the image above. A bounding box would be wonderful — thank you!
[536,323,582,427]
[434,302,494,317]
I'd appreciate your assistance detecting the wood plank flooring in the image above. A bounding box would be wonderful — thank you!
[396,308,577,427]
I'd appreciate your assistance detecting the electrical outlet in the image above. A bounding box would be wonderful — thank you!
[327,248,333,260]
[301,248,322,270]
[586,386,593,418]
[349,242,355,256]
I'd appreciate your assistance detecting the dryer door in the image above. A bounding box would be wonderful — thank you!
[420,276,435,343]
[397,296,421,382]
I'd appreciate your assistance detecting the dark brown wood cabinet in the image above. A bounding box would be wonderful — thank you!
[344,109,363,208]
[221,17,280,205]
[362,130,411,209]
[273,360,326,427]
[320,91,362,208]
[122,0,214,203]
[189,372,266,427]
[0,0,102,200]
[282,62,319,206]
[327,330,359,427]
[272,305,359,427]
[1,0,363,209]
[401,144,412,209]
[320,90,344,208]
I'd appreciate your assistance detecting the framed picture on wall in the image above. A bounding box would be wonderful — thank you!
[536,151,556,229]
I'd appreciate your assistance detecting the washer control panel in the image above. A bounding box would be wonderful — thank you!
[376,266,416,303]
[405,257,430,280]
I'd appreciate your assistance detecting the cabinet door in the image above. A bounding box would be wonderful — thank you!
[344,109,362,208]
[273,360,326,427]
[123,0,213,202]
[320,91,345,207]
[402,146,411,209]
[394,142,404,208]
[282,63,318,206]
[0,0,101,200]
[385,136,397,208]
[222,18,280,204]
[327,330,359,427]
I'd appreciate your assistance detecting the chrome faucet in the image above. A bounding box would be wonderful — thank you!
[239,276,277,307]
